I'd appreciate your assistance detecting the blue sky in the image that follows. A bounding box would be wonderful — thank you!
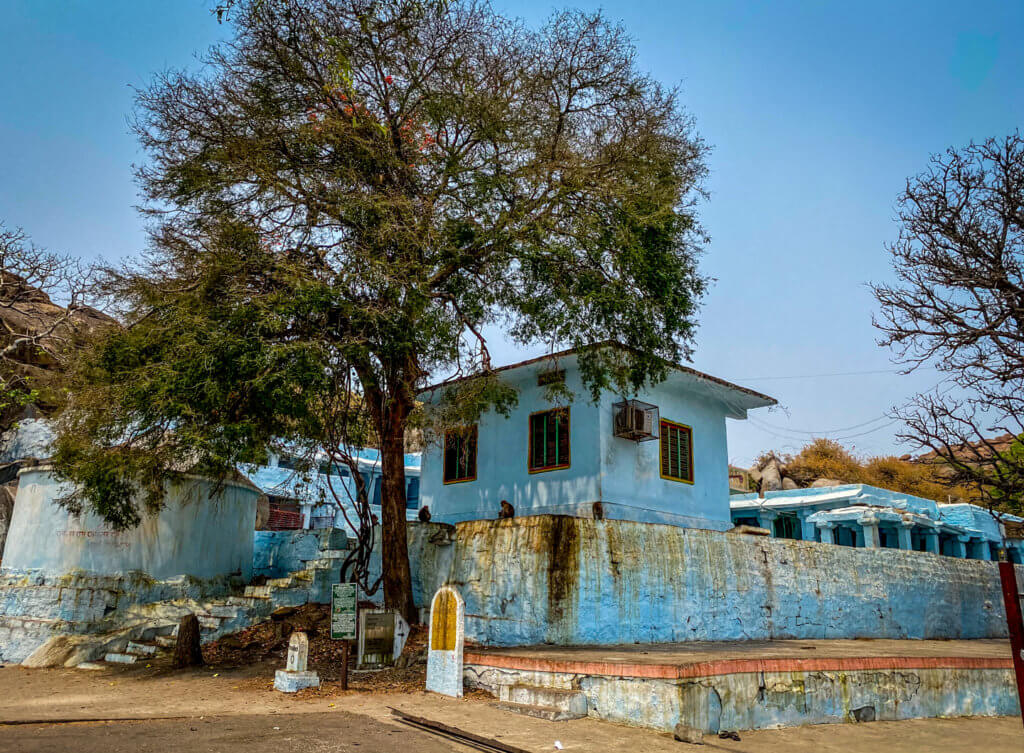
[1,1,1020,465]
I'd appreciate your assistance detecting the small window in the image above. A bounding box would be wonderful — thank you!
[660,419,693,483]
[406,477,420,509]
[443,426,478,484]
[529,408,570,472]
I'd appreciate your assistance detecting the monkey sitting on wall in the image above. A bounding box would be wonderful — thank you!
[499,500,515,519]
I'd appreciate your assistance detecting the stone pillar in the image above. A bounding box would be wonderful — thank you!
[799,512,817,542]
[974,539,992,561]
[816,522,836,545]
[758,510,778,536]
[860,515,880,549]
[923,531,940,554]
[952,536,968,559]
[897,522,914,551]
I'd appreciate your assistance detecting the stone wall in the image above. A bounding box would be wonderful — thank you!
[440,516,1017,646]
[4,466,259,580]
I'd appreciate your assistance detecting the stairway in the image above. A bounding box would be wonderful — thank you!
[494,684,589,721]
[83,542,352,668]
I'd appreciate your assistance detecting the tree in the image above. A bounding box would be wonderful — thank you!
[53,0,708,621]
[874,133,1024,516]
[0,224,105,430]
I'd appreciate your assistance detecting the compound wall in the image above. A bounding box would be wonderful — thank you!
[442,516,1017,646]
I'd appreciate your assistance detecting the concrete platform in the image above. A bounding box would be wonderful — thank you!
[464,639,1018,733]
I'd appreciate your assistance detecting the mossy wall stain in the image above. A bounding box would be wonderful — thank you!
[546,516,579,633]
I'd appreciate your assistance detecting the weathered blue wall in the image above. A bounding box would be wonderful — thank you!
[4,466,259,581]
[466,663,1019,732]
[441,516,1017,646]
[253,529,347,579]
[420,355,765,530]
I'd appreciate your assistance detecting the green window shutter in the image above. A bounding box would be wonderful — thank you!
[660,420,693,482]
[530,409,570,471]
[443,426,477,482]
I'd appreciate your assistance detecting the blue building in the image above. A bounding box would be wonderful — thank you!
[730,484,1024,562]
[246,447,421,532]
[419,347,776,529]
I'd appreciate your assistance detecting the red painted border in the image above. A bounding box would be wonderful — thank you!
[464,651,1013,680]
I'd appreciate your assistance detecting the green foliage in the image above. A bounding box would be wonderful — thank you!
[772,437,974,506]
[55,0,709,615]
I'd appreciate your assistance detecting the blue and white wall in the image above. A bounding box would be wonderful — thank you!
[420,356,771,531]
[3,465,259,580]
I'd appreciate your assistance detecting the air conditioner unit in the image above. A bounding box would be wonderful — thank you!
[612,399,659,442]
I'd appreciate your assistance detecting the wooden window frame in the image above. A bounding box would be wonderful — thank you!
[528,407,571,473]
[442,425,478,484]
[659,418,694,484]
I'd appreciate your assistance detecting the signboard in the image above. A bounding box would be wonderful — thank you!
[331,583,358,641]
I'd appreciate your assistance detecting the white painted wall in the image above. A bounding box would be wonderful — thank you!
[4,466,259,580]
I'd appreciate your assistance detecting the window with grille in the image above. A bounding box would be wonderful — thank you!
[443,426,478,483]
[659,419,693,483]
[529,408,570,472]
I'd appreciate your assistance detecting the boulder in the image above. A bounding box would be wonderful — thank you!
[0,482,14,562]
[673,723,704,744]
[810,478,844,488]
[761,459,783,491]
[781,477,799,490]
[21,635,91,668]
[728,524,771,537]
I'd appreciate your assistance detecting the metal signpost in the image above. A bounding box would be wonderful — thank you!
[331,583,358,690]
[997,552,1024,726]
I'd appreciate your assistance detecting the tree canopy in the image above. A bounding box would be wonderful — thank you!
[874,133,1024,516]
[53,0,709,619]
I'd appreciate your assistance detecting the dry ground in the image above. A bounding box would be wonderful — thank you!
[0,661,1021,752]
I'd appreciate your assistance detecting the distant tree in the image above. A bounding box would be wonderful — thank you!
[758,438,972,504]
[873,133,1024,516]
[0,224,103,430]
[52,0,708,621]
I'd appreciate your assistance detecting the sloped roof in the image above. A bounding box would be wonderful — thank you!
[418,343,776,413]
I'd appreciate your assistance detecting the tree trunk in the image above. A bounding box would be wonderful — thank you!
[173,613,204,668]
[380,404,417,624]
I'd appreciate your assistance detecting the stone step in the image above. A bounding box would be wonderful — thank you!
[243,585,272,598]
[226,596,273,608]
[493,701,587,722]
[76,662,108,671]
[125,641,159,656]
[197,616,222,630]
[497,685,588,717]
[154,635,177,648]
[104,652,138,664]
[203,604,242,619]
[266,577,296,588]
[318,549,348,559]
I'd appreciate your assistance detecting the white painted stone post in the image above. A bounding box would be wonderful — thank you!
[426,585,465,698]
[274,631,320,693]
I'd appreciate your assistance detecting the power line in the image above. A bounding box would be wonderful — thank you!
[738,367,935,381]
[747,415,900,443]
[750,413,892,436]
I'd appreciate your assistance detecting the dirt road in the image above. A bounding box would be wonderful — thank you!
[0,662,1021,752]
